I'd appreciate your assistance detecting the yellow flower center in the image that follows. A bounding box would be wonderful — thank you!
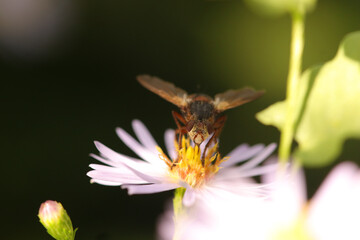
[157,137,227,188]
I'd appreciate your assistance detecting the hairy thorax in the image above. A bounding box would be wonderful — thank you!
[182,95,216,145]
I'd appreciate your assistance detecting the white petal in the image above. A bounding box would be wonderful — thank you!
[156,203,175,240]
[236,143,277,171]
[93,142,165,176]
[183,188,196,206]
[90,153,125,167]
[90,179,122,186]
[199,133,215,153]
[307,162,360,240]
[239,163,280,178]
[220,144,264,167]
[309,162,358,209]
[93,141,142,164]
[216,163,279,180]
[89,163,132,173]
[116,127,166,168]
[221,143,265,168]
[164,129,176,160]
[207,179,268,199]
[122,183,178,195]
[264,166,306,227]
[225,143,249,157]
[121,162,169,184]
[132,119,158,154]
[89,163,146,177]
[199,185,240,202]
[87,170,148,184]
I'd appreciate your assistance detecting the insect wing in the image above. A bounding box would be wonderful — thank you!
[137,75,188,107]
[214,87,264,111]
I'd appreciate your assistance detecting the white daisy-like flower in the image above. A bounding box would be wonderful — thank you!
[157,193,269,240]
[265,161,360,240]
[158,161,360,240]
[87,119,277,206]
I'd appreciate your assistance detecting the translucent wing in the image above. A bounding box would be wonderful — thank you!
[137,75,188,107]
[214,87,265,111]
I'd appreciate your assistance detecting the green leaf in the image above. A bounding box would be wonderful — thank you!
[256,64,319,132]
[256,101,286,131]
[257,31,360,166]
[296,32,360,166]
[244,0,316,16]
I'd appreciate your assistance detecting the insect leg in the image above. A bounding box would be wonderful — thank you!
[202,115,227,162]
[171,111,187,164]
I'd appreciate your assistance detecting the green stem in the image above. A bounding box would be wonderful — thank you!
[279,11,305,163]
[172,188,185,240]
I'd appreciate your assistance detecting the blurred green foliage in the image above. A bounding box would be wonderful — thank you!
[258,31,360,166]
[244,0,316,16]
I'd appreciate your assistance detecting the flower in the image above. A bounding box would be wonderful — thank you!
[157,194,269,240]
[87,119,277,206]
[263,161,360,240]
[289,162,360,240]
[158,161,360,240]
[38,200,76,240]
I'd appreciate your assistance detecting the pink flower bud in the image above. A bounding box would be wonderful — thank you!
[38,200,76,240]
[39,200,62,224]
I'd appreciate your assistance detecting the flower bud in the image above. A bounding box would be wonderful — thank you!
[38,200,76,240]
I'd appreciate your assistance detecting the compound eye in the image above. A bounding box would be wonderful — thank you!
[186,120,195,132]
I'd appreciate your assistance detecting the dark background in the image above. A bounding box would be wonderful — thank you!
[1,0,360,239]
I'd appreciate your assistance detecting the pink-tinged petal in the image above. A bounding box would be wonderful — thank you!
[216,163,279,180]
[90,154,145,169]
[207,180,269,200]
[132,119,158,154]
[90,153,125,168]
[87,169,149,184]
[90,153,160,178]
[89,163,133,173]
[199,133,215,153]
[309,162,358,210]
[199,185,243,202]
[265,166,306,226]
[90,179,122,186]
[236,143,277,171]
[89,163,148,180]
[214,167,256,183]
[221,144,265,168]
[164,129,176,160]
[183,188,196,206]
[92,143,164,176]
[200,185,268,207]
[157,188,271,240]
[90,151,167,183]
[307,162,360,240]
[116,127,166,168]
[122,183,178,195]
[156,202,175,240]
[121,162,169,184]
[238,163,279,178]
[93,141,143,164]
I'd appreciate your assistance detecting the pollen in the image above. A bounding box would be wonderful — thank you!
[159,136,228,188]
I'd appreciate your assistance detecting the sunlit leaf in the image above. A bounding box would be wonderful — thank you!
[256,64,318,132]
[244,0,316,16]
[296,32,360,166]
[257,31,360,166]
[256,101,286,131]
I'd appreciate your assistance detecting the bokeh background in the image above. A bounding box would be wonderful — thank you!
[1,0,360,239]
